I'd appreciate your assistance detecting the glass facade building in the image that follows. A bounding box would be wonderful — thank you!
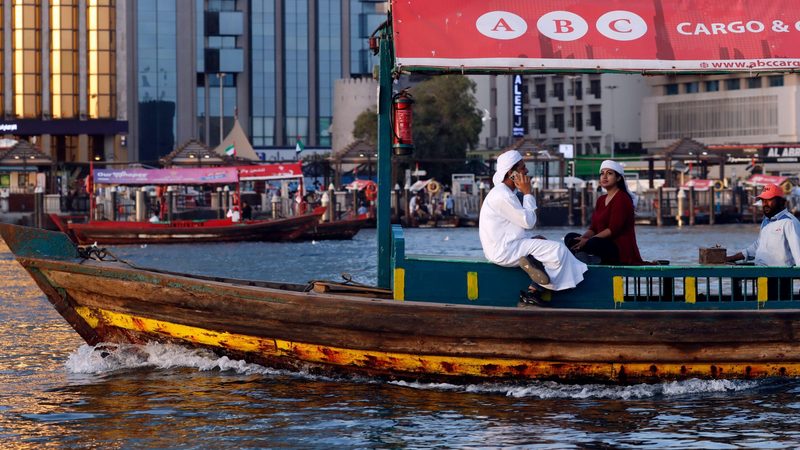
[128,0,384,163]
[0,0,127,165]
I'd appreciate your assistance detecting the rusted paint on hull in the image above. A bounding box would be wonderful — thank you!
[74,305,800,383]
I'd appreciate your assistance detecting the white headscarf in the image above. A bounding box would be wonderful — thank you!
[493,150,522,186]
[600,160,625,176]
[600,159,638,208]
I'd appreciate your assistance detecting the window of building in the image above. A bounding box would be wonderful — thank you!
[768,75,784,87]
[12,0,42,118]
[575,112,583,132]
[552,82,564,101]
[536,114,546,134]
[684,82,699,93]
[51,0,79,118]
[318,117,331,147]
[207,0,235,12]
[574,80,582,100]
[657,96,778,140]
[589,110,601,129]
[589,79,601,98]
[747,77,762,89]
[725,79,740,90]
[284,1,309,144]
[535,83,546,102]
[317,0,341,144]
[553,112,564,132]
[705,80,719,92]
[87,0,116,118]
[250,0,276,147]
[664,83,679,95]
[138,0,176,162]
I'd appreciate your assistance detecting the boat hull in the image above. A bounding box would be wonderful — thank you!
[65,213,321,245]
[5,223,800,384]
[298,217,370,241]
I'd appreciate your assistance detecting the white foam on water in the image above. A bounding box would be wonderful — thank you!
[65,342,763,398]
[391,378,762,399]
[65,342,284,376]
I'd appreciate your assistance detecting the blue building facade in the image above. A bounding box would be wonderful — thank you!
[129,0,384,164]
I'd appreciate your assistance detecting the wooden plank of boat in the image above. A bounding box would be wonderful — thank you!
[298,217,371,241]
[5,222,800,384]
[65,211,322,245]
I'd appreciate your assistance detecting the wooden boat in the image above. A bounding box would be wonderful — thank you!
[7,1,800,384]
[298,215,371,241]
[49,212,323,245]
[5,221,800,384]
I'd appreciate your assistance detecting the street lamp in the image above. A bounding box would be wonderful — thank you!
[217,73,226,146]
[604,84,618,157]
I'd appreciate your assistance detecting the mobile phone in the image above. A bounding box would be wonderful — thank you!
[510,171,520,181]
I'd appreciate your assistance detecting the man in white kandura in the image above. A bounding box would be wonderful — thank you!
[479,150,588,306]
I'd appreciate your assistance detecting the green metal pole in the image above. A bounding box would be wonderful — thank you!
[376,31,393,288]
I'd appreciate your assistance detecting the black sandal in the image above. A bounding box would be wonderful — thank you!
[519,289,551,307]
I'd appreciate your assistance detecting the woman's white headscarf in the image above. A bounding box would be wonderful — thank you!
[600,159,637,208]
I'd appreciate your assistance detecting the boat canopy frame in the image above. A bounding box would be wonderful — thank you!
[375,1,800,287]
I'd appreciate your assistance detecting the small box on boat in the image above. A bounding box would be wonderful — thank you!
[699,247,726,264]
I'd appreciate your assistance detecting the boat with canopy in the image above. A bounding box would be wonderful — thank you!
[5,0,800,383]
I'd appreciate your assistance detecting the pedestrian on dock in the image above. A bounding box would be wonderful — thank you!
[479,150,587,307]
[565,160,644,265]
[726,183,800,266]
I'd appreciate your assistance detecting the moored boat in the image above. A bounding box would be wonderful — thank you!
[61,212,323,245]
[298,215,371,241]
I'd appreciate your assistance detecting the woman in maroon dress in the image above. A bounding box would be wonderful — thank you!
[565,160,644,265]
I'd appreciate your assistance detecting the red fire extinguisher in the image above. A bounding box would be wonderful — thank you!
[392,89,414,155]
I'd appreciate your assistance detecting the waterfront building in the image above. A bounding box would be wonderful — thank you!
[0,0,128,166]
[128,0,385,166]
[469,73,649,158]
[0,0,385,166]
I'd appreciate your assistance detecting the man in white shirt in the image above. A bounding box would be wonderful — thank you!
[727,183,800,266]
[479,150,588,306]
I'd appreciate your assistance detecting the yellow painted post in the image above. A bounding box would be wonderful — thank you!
[393,268,405,301]
[466,272,478,301]
[613,276,624,304]
[757,277,768,306]
[685,277,696,304]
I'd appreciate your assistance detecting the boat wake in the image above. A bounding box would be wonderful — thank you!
[65,342,762,398]
[65,342,286,377]
[391,378,762,399]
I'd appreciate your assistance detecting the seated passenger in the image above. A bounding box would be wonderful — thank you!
[565,160,644,265]
[479,150,587,307]
[726,183,800,266]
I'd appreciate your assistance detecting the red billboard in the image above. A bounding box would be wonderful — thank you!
[391,0,800,72]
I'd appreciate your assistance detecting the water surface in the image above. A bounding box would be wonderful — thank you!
[3,224,800,448]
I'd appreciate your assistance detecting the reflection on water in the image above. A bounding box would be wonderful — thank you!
[3,224,800,447]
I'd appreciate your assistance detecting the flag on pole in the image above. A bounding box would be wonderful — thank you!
[224,144,236,156]
[295,138,304,154]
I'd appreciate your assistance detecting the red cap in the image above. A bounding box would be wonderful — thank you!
[756,183,784,200]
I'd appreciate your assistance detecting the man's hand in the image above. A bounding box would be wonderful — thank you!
[514,173,532,195]
[726,252,744,263]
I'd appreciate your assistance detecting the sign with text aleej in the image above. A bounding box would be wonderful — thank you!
[392,0,800,73]
[512,75,527,137]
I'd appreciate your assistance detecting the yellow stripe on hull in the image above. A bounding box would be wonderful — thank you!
[74,306,800,381]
